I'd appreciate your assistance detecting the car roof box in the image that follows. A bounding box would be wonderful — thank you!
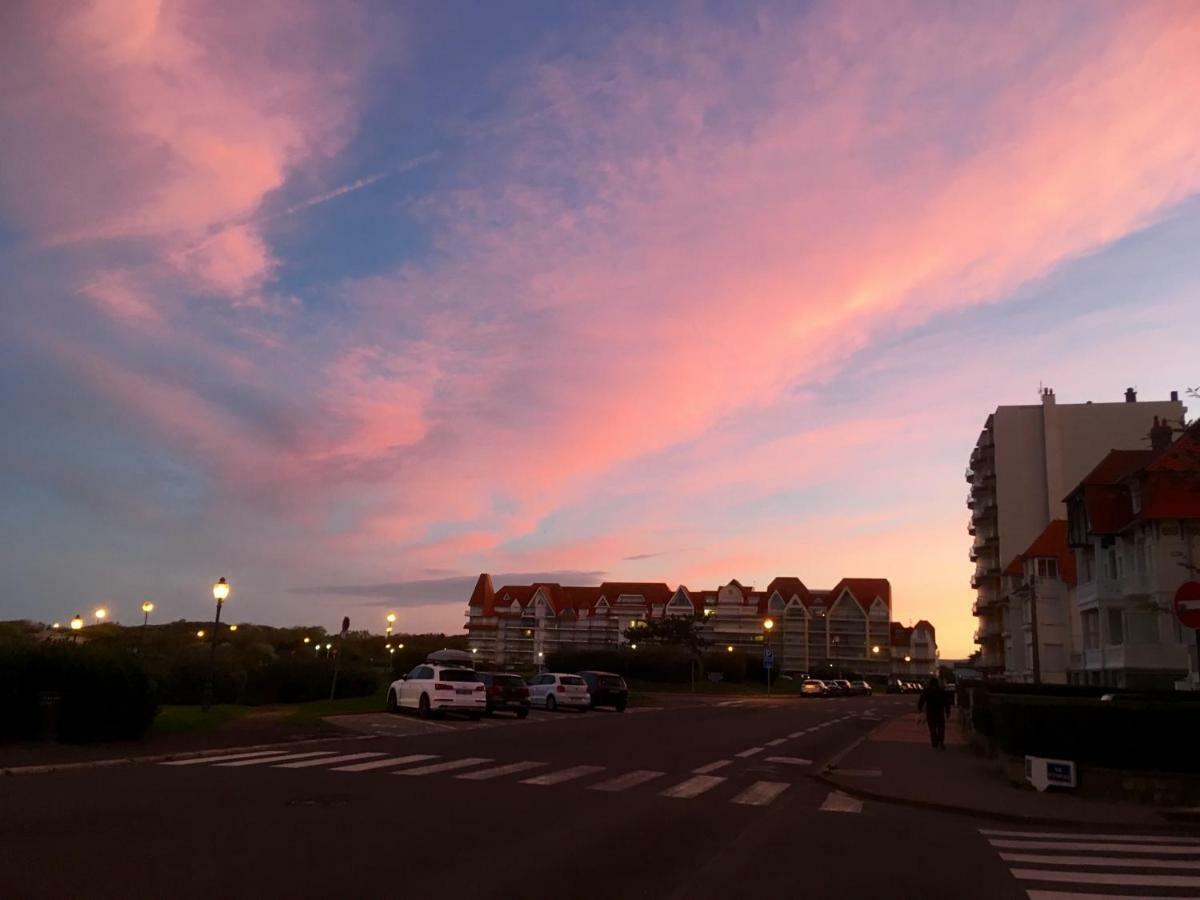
[426,648,475,667]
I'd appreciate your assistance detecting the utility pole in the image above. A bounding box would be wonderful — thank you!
[1029,575,1042,684]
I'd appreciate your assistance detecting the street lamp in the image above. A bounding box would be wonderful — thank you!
[202,577,230,712]
[872,645,880,654]
[726,645,734,653]
[763,619,775,696]
[303,636,310,644]
[197,629,205,638]
[386,612,396,642]
[137,601,155,654]
[70,614,83,643]
[397,642,405,650]
[52,622,61,629]
[229,624,238,632]
[94,607,108,622]
[630,643,638,650]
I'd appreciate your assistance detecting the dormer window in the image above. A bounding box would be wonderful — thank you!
[1035,558,1058,579]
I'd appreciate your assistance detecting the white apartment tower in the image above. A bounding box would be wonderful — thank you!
[967,387,1186,675]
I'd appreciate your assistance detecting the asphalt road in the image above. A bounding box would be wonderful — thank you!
[0,695,1175,899]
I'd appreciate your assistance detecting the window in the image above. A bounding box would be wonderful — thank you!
[559,675,586,686]
[439,669,479,682]
[1035,558,1058,578]
[1106,609,1124,645]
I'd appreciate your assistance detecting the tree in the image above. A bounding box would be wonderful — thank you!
[622,615,712,684]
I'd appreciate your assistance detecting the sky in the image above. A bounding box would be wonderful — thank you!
[2,1,1199,657]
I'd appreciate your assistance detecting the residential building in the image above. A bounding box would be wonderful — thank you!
[968,387,1186,676]
[890,620,938,678]
[1064,419,1200,689]
[998,519,1078,684]
[465,574,900,678]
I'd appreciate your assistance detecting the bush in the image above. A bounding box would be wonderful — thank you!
[0,643,159,743]
[155,652,378,705]
[988,695,1200,772]
[545,647,694,682]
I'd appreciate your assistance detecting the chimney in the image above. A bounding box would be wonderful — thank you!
[1125,387,1137,403]
[1150,416,1173,452]
[1171,390,1180,402]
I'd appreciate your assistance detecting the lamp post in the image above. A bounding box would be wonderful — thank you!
[94,607,108,623]
[70,614,83,643]
[386,612,396,641]
[763,618,775,695]
[139,601,154,654]
[202,577,230,712]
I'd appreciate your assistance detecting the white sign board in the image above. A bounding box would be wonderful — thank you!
[1025,756,1077,792]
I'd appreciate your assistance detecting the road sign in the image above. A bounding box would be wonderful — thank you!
[1026,756,1076,792]
[762,648,775,670]
[1175,582,1200,630]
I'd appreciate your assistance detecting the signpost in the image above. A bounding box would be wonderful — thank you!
[763,648,774,697]
[1175,582,1200,688]
[330,617,351,701]
[1025,756,1077,792]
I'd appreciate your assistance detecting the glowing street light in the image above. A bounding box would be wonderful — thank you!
[197,629,205,638]
[94,607,108,622]
[872,645,880,654]
[471,648,478,655]
[202,577,231,712]
[303,637,311,644]
[726,645,734,653]
[397,642,405,650]
[229,624,238,632]
[52,622,61,629]
[385,612,396,642]
[904,655,912,663]
[137,601,155,654]
[630,643,638,650]
[70,615,83,631]
[763,618,775,631]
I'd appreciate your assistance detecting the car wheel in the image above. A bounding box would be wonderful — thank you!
[546,694,557,712]
[386,690,398,714]
[517,708,529,720]
[468,713,481,721]
[418,694,431,719]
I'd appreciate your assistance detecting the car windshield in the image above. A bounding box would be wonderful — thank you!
[439,669,479,682]
[559,676,586,686]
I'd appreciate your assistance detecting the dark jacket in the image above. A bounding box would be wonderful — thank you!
[917,683,950,718]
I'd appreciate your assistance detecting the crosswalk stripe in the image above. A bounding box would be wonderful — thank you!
[394,757,492,776]
[730,781,789,807]
[660,775,725,799]
[989,840,1198,855]
[161,750,292,766]
[981,829,1200,845]
[787,731,805,739]
[999,853,1200,870]
[735,747,764,758]
[692,760,732,774]
[331,754,438,772]
[819,790,863,813]
[1026,892,1175,900]
[1010,869,1200,888]
[214,751,337,767]
[273,752,386,769]
[765,738,787,747]
[456,761,546,781]
[520,765,606,786]
[764,756,811,766]
[589,770,665,792]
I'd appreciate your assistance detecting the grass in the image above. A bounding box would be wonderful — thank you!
[282,687,389,726]
[151,704,253,737]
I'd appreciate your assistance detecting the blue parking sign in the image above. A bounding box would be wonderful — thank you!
[763,649,775,669]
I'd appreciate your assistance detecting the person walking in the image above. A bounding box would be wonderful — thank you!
[917,676,950,750]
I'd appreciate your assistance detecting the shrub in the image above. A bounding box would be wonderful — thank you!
[0,643,159,743]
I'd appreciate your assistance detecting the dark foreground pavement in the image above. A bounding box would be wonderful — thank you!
[4,695,1194,899]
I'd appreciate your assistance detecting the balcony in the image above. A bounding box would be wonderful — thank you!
[968,519,976,536]
[969,547,979,563]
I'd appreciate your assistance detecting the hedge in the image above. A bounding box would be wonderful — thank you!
[154,650,377,705]
[0,643,159,743]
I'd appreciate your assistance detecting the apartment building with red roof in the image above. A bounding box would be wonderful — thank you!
[1063,418,1200,689]
[466,573,912,677]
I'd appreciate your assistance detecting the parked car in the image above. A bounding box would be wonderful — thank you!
[477,672,530,718]
[387,664,486,719]
[801,679,828,697]
[830,679,854,696]
[849,680,872,696]
[527,672,591,711]
[578,671,628,711]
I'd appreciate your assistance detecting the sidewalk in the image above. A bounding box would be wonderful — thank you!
[818,714,1182,828]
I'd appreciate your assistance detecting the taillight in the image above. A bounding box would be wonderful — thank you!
[487,685,500,695]
[556,684,566,693]
[475,684,484,692]
[434,683,454,692]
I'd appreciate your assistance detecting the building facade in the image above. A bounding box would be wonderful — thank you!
[968,387,1186,675]
[465,574,918,678]
[998,520,1078,684]
[889,621,938,678]
[1064,420,1199,689]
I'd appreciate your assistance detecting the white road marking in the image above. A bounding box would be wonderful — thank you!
[730,781,790,807]
[161,750,292,766]
[988,840,1198,855]
[274,752,386,769]
[1025,893,1169,900]
[692,760,732,774]
[735,747,764,758]
[394,757,492,776]
[589,770,665,792]
[787,731,805,739]
[999,853,1200,870]
[981,829,1200,845]
[765,738,787,747]
[660,775,725,799]
[456,761,546,781]
[332,754,438,772]
[520,765,606,786]
[819,790,863,813]
[215,751,337,767]
[1009,869,1200,888]
[764,756,811,766]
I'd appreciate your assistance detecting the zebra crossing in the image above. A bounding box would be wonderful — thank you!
[158,747,833,809]
[981,828,1200,898]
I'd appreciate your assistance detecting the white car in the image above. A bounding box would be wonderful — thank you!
[387,664,486,719]
[527,673,590,712]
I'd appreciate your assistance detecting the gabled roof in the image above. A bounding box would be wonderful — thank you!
[471,573,496,615]
[890,622,912,647]
[827,578,891,612]
[1006,520,1078,586]
[599,582,674,607]
[764,576,814,606]
[913,620,936,642]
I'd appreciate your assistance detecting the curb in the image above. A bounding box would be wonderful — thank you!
[1,733,379,777]
[810,716,1188,833]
